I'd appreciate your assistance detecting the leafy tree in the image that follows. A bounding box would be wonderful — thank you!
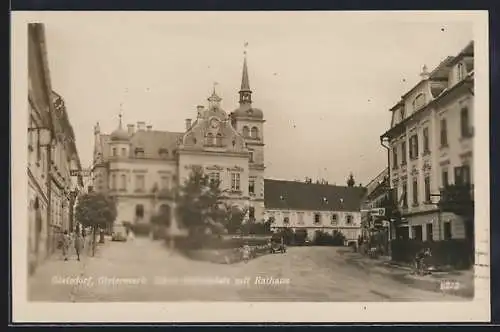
[176,166,227,236]
[75,192,117,256]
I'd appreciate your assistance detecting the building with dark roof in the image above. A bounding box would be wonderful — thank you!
[264,179,366,242]
[92,53,266,232]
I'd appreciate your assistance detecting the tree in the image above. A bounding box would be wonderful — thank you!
[222,204,248,234]
[347,173,355,187]
[75,192,117,256]
[176,166,226,236]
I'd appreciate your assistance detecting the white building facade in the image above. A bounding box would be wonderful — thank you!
[264,179,366,243]
[381,41,474,242]
[91,55,266,232]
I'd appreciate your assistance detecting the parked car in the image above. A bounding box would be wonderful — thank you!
[270,234,286,254]
[112,223,127,242]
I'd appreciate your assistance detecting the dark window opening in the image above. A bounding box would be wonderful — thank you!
[314,213,321,225]
[412,225,423,241]
[135,205,144,219]
[426,223,433,241]
[443,221,452,240]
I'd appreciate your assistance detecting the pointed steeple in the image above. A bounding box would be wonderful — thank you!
[239,45,252,105]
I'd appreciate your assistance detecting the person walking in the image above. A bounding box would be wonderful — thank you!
[74,231,84,261]
[61,230,70,261]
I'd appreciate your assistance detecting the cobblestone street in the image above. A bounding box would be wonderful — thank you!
[28,237,467,302]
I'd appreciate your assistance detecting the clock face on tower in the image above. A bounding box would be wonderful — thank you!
[210,118,219,129]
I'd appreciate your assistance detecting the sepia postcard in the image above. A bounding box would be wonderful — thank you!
[11,10,491,323]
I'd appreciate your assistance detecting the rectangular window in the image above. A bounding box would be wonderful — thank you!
[392,147,398,169]
[454,165,471,186]
[209,172,220,186]
[424,176,431,202]
[120,174,126,190]
[297,212,305,225]
[423,127,430,154]
[401,141,407,165]
[412,178,418,206]
[443,221,452,240]
[409,134,419,160]
[402,183,408,208]
[440,118,448,147]
[426,223,433,242]
[121,148,126,157]
[135,175,145,191]
[249,151,254,163]
[314,213,321,225]
[112,148,117,157]
[249,207,255,219]
[412,225,423,241]
[231,173,240,191]
[460,108,471,138]
[442,169,449,188]
[331,213,338,225]
[111,174,116,190]
[161,176,170,190]
[249,179,255,194]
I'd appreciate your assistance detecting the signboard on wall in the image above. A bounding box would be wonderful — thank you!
[370,208,385,217]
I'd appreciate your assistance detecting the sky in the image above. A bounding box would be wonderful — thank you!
[37,11,474,186]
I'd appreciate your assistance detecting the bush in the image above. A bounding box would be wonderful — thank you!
[313,230,346,246]
[294,229,308,245]
[176,234,269,251]
[390,239,473,269]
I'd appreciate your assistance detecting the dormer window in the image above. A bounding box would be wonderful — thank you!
[457,62,465,81]
[412,93,426,112]
[399,107,406,121]
[135,147,145,158]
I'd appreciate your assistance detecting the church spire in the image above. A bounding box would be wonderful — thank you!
[239,43,252,105]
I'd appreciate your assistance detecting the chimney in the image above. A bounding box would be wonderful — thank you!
[127,124,135,135]
[137,121,146,131]
[420,64,429,80]
[185,119,192,130]
[146,125,152,131]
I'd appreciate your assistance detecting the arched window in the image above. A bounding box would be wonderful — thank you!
[206,133,215,146]
[215,133,223,146]
[251,127,259,139]
[242,126,250,137]
[135,204,144,219]
[412,93,426,111]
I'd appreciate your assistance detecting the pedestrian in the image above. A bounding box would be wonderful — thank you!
[74,231,84,261]
[61,230,70,261]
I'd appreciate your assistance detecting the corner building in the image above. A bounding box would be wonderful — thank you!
[381,41,474,242]
[92,56,266,230]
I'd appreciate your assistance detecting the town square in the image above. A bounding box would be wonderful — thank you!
[25,13,477,304]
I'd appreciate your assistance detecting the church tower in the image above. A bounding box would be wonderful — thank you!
[230,51,266,222]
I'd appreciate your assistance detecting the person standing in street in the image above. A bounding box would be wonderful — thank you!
[61,230,70,261]
[74,231,84,261]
